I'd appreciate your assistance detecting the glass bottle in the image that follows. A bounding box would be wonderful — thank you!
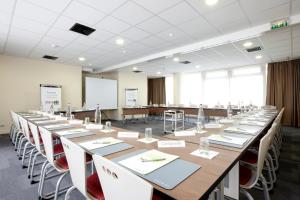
[227,102,232,119]
[197,104,205,129]
[66,103,72,120]
[95,104,102,124]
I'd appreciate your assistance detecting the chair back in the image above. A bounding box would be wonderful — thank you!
[28,122,43,153]
[93,154,153,200]
[19,117,32,143]
[257,127,274,176]
[39,127,55,166]
[60,137,88,197]
[11,111,21,130]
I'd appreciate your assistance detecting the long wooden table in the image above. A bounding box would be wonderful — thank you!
[26,110,277,200]
[122,107,149,124]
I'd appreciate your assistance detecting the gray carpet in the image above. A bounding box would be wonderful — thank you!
[0,120,299,200]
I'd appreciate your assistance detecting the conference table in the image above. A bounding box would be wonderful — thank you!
[25,110,277,200]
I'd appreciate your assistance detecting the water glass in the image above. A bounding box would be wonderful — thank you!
[145,128,152,140]
[105,121,111,130]
[84,117,90,125]
[199,137,209,152]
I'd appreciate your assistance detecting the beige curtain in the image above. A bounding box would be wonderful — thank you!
[148,78,166,105]
[266,59,300,127]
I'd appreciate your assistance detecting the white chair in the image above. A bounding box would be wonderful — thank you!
[240,126,274,200]
[60,138,103,200]
[39,127,71,200]
[10,111,23,150]
[93,154,164,200]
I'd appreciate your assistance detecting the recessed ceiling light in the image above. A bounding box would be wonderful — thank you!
[173,57,179,62]
[132,67,138,70]
[195,65,200,69]
[168,33,173,37]
[115,38,124,46]
[243,41,253,47]
[157,71,161,75]
[78,57,85,61]
[205,0,219,6]
[255,55,263,59]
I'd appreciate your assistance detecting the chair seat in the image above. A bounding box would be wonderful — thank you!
[87,173,104,200]
[241,151,257,164]
[55,153,93,170]
[240,165,253,185]
[53,143,64,155]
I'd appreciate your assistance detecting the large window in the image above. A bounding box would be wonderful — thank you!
[177,65,266,106]
[165,76,174,105]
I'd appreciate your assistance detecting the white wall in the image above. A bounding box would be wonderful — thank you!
[0,55,82,134]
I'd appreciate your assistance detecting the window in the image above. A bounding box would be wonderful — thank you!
[180,73,202,105]
[165,76,174,104]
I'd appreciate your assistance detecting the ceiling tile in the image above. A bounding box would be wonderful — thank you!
[53,16,75,30]
[139,35,169,48]
[12,17,49,34]
[186,0,237,15]
[89,29,115,42]
[74,36,102,47]
[133,0,181,14]
[240,0,290,14]
[95,16,130,34]
[121,27,150,41]
[292,0,300,15]
[0,0,16,14]
[156,27,186,41]
[15,0,58,25]
[136,16,172,34]
[0,11,11,26]
[78,0,127,13]
[25,0,71,13]
[111,2,153,25]
[46,27,78,42]
[63,1,105,25]
[158,2,199,25]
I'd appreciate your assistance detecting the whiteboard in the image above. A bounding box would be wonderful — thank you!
[40,84,62,112]
[125,88,138,107]
[85,77,118,110]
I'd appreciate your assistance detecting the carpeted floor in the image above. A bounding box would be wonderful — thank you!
[0,119,299,200]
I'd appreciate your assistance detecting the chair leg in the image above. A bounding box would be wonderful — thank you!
[38,161,49,196]
[27,148,36,176]
[264,160,274,191]
[54,172,69,200]
[240,188,254,200]
[260,175,270,200]
[14,132,22,150]
[17,136,26,157]
[29,152,41,183]
[267,154,277,183]
[21,142,33,167]
[64,186,76,200]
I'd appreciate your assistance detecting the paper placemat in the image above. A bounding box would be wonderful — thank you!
[239,121,265,127]
[43,124,73,131]
[113,149,200,190]
[204,123,223,129]
[90,143,133,156]
[55,128,89,136]
[207,134,250,148]
[219,119,235,124]
[63,131,95,139]
[137,138,159,144]
[190,149,219,159]
[158,140,185,148]
[174,130,195,137]
[79,137,123,150]
[68,120,83,125]
[224,126,259,135]
[118,149,179,175]
[28,117,49,121]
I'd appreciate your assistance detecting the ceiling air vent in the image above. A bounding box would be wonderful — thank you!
[180,61,191,64]
[43,55,58,60]
[70,23,95,36]
[245,46,263,52]
[133,70,143,73]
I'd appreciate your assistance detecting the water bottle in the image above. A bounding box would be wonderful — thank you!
[95,104,101,124]
[227,102,232,119]
[49,102,54,115]
[197,104,205,129]
[66,103,72,120]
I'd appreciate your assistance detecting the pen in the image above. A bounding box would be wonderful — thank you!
[140,158,166,162]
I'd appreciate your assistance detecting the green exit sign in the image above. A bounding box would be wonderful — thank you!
[271,19,288,30]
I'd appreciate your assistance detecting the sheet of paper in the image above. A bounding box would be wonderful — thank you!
[28,117,49,121]
[35,120,59,124]
[224,127,257,135]
[157,140,185,148]
[207,134,249,146]
[79,137,123,150]
[219,119,235,124]
[137,138,159,144]
[118,149,179,175]
[204,123,223,129]
[55,128,89,136]
[118,131,139,138]
[85,124,103,130]
[43,124,72,130]
[190,149,219,159]
[174,130,196,137]
[239,121,265,127]
[247,117,269,122]
[101,129,116,133]
[68,120,83,125]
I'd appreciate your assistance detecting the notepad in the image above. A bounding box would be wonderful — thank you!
[204,123,223,129]
[157,140,185,148]
[35,120,60,124]
[207,134,250,148]
[224,126,258,135]
[79,137,123,150]
[190,149,219,159]
[118,132,139,138]
[28,117,49,121]
[55,128,89,136]
[85,124,103,130]
[43,124,73,130]
[247,117,269,122]
[118,149,179,175]
[239,121,265,127]
[174,130,195,137]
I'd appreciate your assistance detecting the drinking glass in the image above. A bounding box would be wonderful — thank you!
[196,122,203,133]
[105,121,111,130]
[199,137,209,152]
[84,117,90,125]
[145,128,152,140]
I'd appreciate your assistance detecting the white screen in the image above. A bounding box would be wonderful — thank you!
[85,77,118,110]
